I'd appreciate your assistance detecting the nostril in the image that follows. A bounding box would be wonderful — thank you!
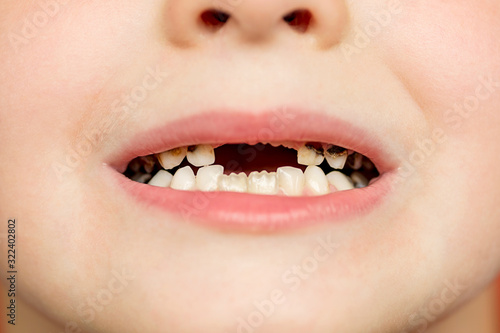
[283,9,312,33]
[200,10,230,30]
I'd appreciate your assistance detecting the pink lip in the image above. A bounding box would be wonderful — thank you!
[104,110,398,231]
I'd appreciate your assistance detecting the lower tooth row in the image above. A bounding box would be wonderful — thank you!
[146,165,357,196]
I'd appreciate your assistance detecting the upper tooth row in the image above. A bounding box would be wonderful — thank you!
[157,144,349,171]
[148,165,358,196]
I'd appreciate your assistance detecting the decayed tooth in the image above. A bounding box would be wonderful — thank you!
[218,173,248,193]
[140,156,156,174]
[347,153,363,170]
[350,172,369,188]
[277,167,305,196]
[186,145,215,167]
[157,147,187,170]
[297,145,324,166]
[129,158,142,173]
[324,145,348,169]
[170,166,196,191]
[326,171,354,191]
[304,166,329,196]
[131,173,152,184]
[326,153,348,170]
[196,165,224,191]
[248,171,278,195]
[326,153,348,169]
[148,170,173,187]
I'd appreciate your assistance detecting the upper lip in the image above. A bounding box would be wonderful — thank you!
[107,108,398,174]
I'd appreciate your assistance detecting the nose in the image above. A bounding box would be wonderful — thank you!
[165,0,349,48]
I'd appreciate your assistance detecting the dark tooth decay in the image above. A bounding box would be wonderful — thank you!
[305,142,324,154]
[325,145,347,158]
[123,142,380,187]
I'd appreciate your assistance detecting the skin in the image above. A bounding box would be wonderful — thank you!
[1,0,500,332]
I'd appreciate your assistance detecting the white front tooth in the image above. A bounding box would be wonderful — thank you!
[157,147,187,170]
[325,153,348,170]
[148,170,173,187]
[186,145,215,167]
[326,171,354,191]
[248,171,278,195]
[297,145,324,166]
[196,165,224,191]
[304,166,329,196]
[218,173,248,192]
[350,172,368,188]
[277,167,305,196]
[170,166,196,191]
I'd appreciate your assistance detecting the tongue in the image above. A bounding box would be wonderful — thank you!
[214,144,303,175]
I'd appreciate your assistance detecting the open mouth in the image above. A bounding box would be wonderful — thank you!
[106,111,396,231]
[123,142,379,196]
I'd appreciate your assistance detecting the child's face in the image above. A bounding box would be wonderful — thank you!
[1,1,500,332]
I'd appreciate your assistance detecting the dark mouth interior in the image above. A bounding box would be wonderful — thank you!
[122,143,379,188]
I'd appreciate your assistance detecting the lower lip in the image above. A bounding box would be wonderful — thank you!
[104,166,394,232]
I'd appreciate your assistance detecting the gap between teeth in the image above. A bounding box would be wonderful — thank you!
[139,143,374,196]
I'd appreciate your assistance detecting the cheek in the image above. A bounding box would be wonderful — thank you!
[0,1,159,144]
[381,1,500,115]
[372,0,500,292]
[0,1,173,197]
[378,0,500,171]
